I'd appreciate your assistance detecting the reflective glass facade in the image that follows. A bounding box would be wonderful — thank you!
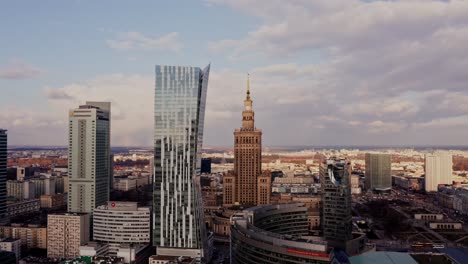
[153,64,210,249]
[0,130,6,221]
[320,159,353,249]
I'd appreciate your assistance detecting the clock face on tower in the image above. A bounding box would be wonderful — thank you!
[246,106,251,111]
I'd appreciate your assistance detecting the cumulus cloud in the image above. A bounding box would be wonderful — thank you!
[107,31,183,52]
[0,60,45,80]
[204,0,468,145]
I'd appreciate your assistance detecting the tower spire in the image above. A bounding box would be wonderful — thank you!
[246,73,251,100]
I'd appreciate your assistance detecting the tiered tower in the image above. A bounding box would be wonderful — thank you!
[224,75,271,207]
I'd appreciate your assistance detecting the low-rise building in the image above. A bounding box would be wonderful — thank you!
[414,214,444,221]
[429,222,463,230]
[40,194,66,209]
[0,238,21,261]
[113,178,137,191]
[149,255,196,264]
[0,223,47,249]
[6,199,40,218]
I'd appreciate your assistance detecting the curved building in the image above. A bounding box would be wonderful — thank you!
[230,203,333,264]
[93,201,150,252]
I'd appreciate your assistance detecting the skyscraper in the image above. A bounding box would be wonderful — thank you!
[86,102,113,192]
[425,152,453,192]
[365,153,392,192]
[223,75,271,207]
[153,64,210,259]
[0,129,7,223]
[321,158,352,250]
[68,102,111,213]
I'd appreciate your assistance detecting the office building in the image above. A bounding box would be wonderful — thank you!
[0,129,7,223]
[93,201,150,253]
[153,64,210,260]
[47,213,90,259]
[223,76,271,207]
[320,159,353,251]
[425,152,453,192]
[365,153,392,191]
[0,238,21,261]
[68,102,111,213]
[230,203,333,263]
[109,153,114,191]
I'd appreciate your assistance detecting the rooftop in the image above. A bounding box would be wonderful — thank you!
[349,252,417,264]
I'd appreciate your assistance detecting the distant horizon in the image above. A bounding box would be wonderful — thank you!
[7,144,468,150]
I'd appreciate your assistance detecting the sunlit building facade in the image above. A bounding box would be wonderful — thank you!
[68,102,111,213]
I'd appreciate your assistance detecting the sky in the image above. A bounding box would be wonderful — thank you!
[1,0,468,147]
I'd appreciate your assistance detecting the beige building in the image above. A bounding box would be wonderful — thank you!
[47,213,90,259]
[113,178,137,191]
[425,152,453,192]
[40,193,66,209]
[0,223,47,249]
[224,76,271,207]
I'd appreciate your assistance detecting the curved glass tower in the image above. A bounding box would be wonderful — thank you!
[153,64,210,258]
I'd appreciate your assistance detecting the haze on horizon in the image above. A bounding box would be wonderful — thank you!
[1,0,468,147]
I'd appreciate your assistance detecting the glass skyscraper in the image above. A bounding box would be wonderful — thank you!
[0,129,7,223]
[153,64,210,258]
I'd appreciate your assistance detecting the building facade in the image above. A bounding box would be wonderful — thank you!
[6,199,40,218]
[425,152,453,192]
[365,153,392,191]
[320,159,353,251]
[47,213,90,259]
[0,130,7,223]
[68,102,111,213]
[0,223,47,249]
[223,76,271,207]
[230,203,333,264]
[40,194,66,209]
[153,65,210,259]
[93,201,150,252]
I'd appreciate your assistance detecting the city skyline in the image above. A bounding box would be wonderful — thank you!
[2,0,468,147]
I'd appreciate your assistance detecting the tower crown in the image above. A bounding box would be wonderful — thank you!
[242,74,254,130]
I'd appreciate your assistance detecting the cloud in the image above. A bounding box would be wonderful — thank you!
[44,74,154,146]
[0,60,45,80]
[107,31,183,52]
[202,0,468,145]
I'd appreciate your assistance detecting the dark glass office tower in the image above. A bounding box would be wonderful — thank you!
[320,158,353,250]
[153,65,210,258]
[0,130,7,223]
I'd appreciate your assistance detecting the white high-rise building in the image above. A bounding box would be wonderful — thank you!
[425,152,453,192]
[68,102,111,213]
